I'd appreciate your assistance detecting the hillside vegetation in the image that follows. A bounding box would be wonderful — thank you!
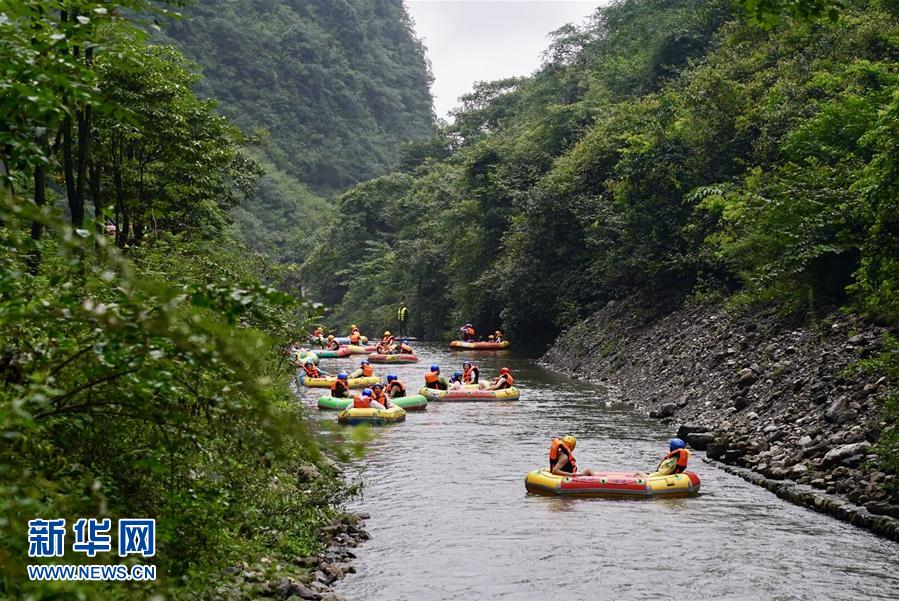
[302,0,899,343]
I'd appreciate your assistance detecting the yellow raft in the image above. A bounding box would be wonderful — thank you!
[419,385,520,402]
[300,375,380,389]
[524,468,701,497]
[337,405,406,425]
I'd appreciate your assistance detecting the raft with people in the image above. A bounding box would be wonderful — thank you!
[299,375,380,389]
[315,348,352,359]
[449,340,511,350]
[317,394,428,411]
[337,405,407,425]
[419,385,520,402]
[524,468,701,497]
[368,353,419,364]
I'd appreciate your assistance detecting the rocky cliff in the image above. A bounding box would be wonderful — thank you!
[542,300,899,540]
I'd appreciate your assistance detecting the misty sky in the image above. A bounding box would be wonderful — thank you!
[406,1,601,120]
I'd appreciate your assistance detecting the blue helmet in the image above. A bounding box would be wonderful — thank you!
[430,364,440,372]
[362,388,373,397]
[387,374,398,382]
[337,372,348,380]
[453,370,462,378]
[669,438,686,451]
[361,359,370,366]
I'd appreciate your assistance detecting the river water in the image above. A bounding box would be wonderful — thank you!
[299,343,899,601]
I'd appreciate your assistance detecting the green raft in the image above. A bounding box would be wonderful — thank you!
[317,394,428,411]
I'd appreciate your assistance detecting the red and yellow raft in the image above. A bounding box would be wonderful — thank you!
[367,353,419,364]
[449,340,510,350]
[525,469,700,497]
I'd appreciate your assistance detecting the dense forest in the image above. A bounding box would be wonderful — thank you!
[166,0,436,262]
[303,0,898,345]
[0,2,353,598]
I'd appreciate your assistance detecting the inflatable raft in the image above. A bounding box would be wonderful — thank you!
[299,375,380,389]
[342,344,370,355]
[449,340,511,350]
[337,405,406,425]
[334,336,369,345]
[524,469,701,497]
[315,348,352,359]
[317,394,428,411]
[292,350,319,365]
[419,385,520,402]
[367,353,419,364]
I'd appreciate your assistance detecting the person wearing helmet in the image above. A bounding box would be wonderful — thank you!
[483,367,514,390]
[325,335,340,351]
[494,330,504,343]
[459,323,476,342]
[449,370,465,390]
[386,374,406,398]
[549,435,596,476]
[371,383,391,408]
[302,359,321,379]
[424,364,449,390]
[353,388,385,410]
[350,359,374,379]
[660,438,690,475]
[381,330,395,348]
[397,340,414,354]
[487,334,496,343]
[331,373,350,398]
[349,324,360,335]
[462,361,479,384]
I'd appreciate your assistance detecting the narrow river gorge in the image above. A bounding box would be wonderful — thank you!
[297,343,899,601]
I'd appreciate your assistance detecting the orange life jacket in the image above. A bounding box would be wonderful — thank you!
[549,439,577,473]
[463,366,479,384]
[495,373,514,389]
[665,448,689,469]
[349,333,361,345]
[372,390,389,407]
[326,340,340,350]
[303,364,320,378]
[387,381,406,398]
[353,395,371,409]
[381,335,395,347]
[463,326,475,339]
[359,364,373,377]
[424,372,446,390]
[331,379,348,398]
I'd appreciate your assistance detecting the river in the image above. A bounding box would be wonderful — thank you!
[299,343,899,601]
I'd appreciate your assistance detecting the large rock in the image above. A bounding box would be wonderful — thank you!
[676,424,710,439]
[649,403,678,419]
[737,368,757,387]
[825,396,854,424]
[684,432,716,450]
[822,442,872,467]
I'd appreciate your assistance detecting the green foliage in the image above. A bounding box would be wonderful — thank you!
[164,0,434,192]
[302,0,899,345]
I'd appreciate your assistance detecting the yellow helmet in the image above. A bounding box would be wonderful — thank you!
[384,330,391,336]
[351,324,358,329]
[327,335,334,340]
[562,435,576,451]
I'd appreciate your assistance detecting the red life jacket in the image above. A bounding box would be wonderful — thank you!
[326,340,340,350]
[387,381,406,398]
[549,439,577,473]
[381,335,395,347]
[463,366,479,384]
[303,365,320,378]
[495,373,514,389]
[353,395,371,409]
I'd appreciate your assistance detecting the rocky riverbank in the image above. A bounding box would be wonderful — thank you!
[212,509,368,601]
[542,300,899,541]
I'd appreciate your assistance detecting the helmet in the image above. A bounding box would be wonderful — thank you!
[362,388,372,397]
[488,335,495,340]
[304,360,314,366]
[495,330,501,335]
[466,323,472,327]
[384,330,391,336]
[463,361,472,368]
[669,438,686,451]
[361,359,370,366]
[453,370,462,378]
[500,367,510,375]
[387,374,398,382]
[372,383,383,390]
[351,324,358,329]
[337,372,348,380]
[430,364,440,372]
[562,435,576,450]
[327,335,334,340]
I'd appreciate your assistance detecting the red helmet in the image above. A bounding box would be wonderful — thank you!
[500,367,510,375]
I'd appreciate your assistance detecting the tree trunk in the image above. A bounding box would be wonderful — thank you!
[27,163,47,273]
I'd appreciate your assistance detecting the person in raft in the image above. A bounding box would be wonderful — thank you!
[302,359,323,379]
[424,364,449,390]
[350,359,374,379]
[459,323,476,341]
[549,435,596,477]
[386,374,406,398]
[481,367,514,390]
[462,361,479,384]
[494,330,504,343]
[370,383,391,408]
[396,340,414,354]
[377,330,396,354]
[659,438,690,474]
[449,370,465,390]
[325,335,340,351]
[331,373,350,398]
[353,388,385,410]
